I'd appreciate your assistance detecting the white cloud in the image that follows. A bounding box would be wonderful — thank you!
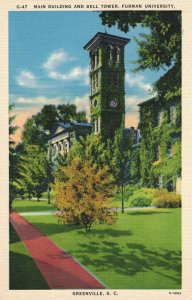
[16,96,63,105]
[49,66,89,82]
[125,72,152,92]
[73,94,90,120]
[43,49,88,84]
[15,94,90,113]
[43,49,74,72]
[16,71,40,88]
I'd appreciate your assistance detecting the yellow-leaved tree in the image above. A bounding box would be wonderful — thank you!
[54,158,116,232]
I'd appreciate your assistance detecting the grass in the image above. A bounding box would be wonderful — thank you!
[12,197,133,213]
[12,198,55,213]
[24,208,181,289]
[9,223,49,289]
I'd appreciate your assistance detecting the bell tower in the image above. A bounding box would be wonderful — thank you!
[84,32,130,139]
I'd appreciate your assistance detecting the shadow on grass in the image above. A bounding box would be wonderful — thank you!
[77,241,181,287]
[23,222,84,237]
[77,228,133,238]
[9,224,49,289]
[13,205,55,213]
[10,223,21,244]
[128,210,171,216]
[10,251,49,290]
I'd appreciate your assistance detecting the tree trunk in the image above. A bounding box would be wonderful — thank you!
[121,185,124,214]
[47,187,51,204]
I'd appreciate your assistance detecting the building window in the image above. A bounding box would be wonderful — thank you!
[154,144,159,161]
[166,180,174,192]
[96,49,99,67]
[159,176,164,189]
[58,143,62,152]
[52,144,58,158]
[158,109,164,126]
[95,73,98,88]
[107,45,111,60]
[112,47,118,63]
[167,143,172,159]
[95,119,99,134]
[91,52,95,70]
[108,73,120,86]
[114,73,120,86]
[63,140,68,155]
[170,105,177,124]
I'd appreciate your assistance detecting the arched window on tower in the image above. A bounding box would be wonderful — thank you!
[95,49,99,67]
[167,142,172,159]
[95,118,98,134]
[113,73,120,86]
[95,73,98,89]
[91,52,95,70]
[117,47,120,63]
[107,45,111,60]
[112,47,118,63]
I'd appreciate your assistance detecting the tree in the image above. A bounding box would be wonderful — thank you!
[9,105,19,207]
[35,104,59,131]
[100,11,181,100]
[22,116,48,148]
[112,126,131,213]
[22,103,87,148]
[54,158,116,232]
[14,145,50,201]
[67,133,112,169]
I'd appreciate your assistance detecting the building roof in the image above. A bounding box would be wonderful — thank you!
[49,121,92,139]
[72,122,92,127]
[83,32,130,51]
[138,97,158,107]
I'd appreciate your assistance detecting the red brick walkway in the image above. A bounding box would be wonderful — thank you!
[10,211,105,289]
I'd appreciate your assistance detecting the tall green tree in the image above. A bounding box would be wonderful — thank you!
[57,103,86,123]
[22,116,48,148]
[67,133,113,169]
[35,104,59,131]
[14,145,50,201]
[22,103,87,148]
[112,126,132,213]
[100,11,181,100]
[9,105,19,207]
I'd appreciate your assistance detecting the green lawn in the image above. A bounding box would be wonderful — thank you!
[12,198,129,212]
[9,223,49,289]
[24,208,181,289]
[12,199,55,213]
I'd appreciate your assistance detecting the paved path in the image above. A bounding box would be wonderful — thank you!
[10,211,105,289]
[20,206,158,216]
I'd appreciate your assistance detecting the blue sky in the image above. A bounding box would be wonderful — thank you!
[9,11,165,140]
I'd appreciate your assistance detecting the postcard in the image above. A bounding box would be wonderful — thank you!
[0,0,192,299]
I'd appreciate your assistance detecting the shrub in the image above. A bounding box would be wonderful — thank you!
[127,188,156,207]
[152,190,181,208]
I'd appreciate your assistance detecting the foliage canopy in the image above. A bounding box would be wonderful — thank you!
[100,11,181,100]
[54,158,116,232]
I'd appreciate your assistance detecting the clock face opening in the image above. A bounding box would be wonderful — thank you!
[110,98,118,108]
[93,99,98,107]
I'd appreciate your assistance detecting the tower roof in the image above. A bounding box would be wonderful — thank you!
[84,32,130,51]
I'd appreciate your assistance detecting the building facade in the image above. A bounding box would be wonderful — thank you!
[48,122,92,161]
[138,96,181,193]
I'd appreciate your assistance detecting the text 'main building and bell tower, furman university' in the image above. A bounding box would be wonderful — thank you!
[84,32,130,139]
